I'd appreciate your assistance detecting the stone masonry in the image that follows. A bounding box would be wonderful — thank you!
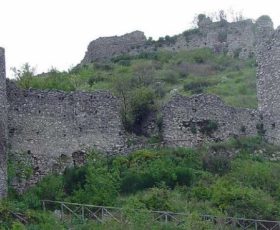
[81,31,147,64]
[1,15,280,195]
[162,94,260,147]
[81,17,256,64]
[255,16,280,144]
[0,48,7,198]
[6,81,126,191]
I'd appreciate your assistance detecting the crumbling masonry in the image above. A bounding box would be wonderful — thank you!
[0,15,280,197]
[0,48,7,197]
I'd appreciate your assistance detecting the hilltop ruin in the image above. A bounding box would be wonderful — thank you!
[0,15,279,197]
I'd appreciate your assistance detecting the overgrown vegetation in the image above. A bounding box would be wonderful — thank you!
[2,137,280,229]
[12,48,257,134]
[5,36,267,229]
[13,48,257,108]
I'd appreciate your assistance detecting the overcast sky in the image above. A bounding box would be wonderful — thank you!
[0,0,280,77]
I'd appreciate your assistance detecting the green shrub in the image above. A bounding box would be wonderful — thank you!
[202,154,231,175]
[183,80,216,94]
[161,70,180,84]
[22,175,64,209]
[211,179,279,219]
[70,166,119,205]
[230,160,280,198]
[199,120,218,136]
[120,149,195,193]
[63,166,87,195]
[138,187,173,211]
[126,87,156,134]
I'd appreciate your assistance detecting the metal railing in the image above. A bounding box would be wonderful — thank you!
[42,200,280,229]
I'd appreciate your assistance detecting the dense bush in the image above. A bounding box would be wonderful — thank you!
[5,137,280,227]
[202,154,231,175]
[211,179,279,219]
[63,166,87,195]
[120,150,195,193]
[21,175,64,209]
[69,166,119,205]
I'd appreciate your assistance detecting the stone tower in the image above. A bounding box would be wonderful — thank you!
[0,47,7,198]
[255,16,280,144]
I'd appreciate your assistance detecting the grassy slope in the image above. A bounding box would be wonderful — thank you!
[15,48,257,109]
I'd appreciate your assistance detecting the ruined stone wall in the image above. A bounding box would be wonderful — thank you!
[7,82,126,191]
[161,19,255,59]
[255,16,280,144]
[81,31,147,64]
[162,94,260,148]
[0,48,7,198]
[5,15,280,193]
[81,19,256,64]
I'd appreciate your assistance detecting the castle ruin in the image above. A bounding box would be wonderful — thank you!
[0,15,280,197]
[81,16,256,64]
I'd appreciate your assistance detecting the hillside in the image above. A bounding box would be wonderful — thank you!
[15,48,257,109]
[2,137,280,229]
[4,42,276,230]
[3,14,280,230]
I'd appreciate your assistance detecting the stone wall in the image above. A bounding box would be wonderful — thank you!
[4,15,280,193]
[81,18,256,64]
[162,94,260,147]
[81,31,147,64]
[161,18,255,59]
[255,16,280,144]
[0,48,7,198]
[7,82,126,191]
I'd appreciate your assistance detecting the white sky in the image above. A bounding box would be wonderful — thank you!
[1,0,280,77]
